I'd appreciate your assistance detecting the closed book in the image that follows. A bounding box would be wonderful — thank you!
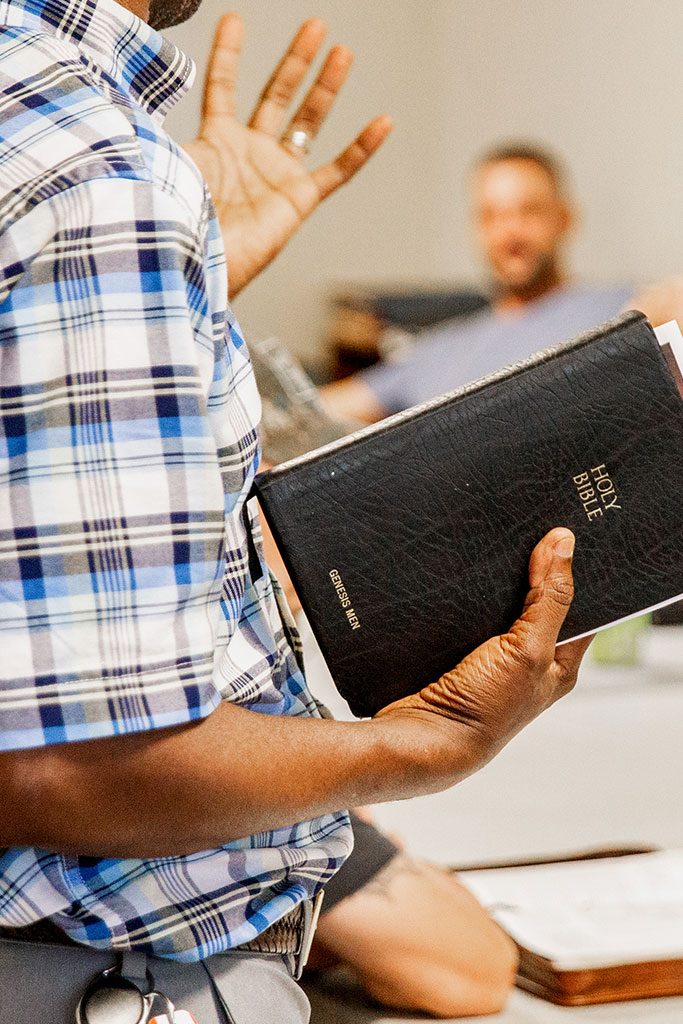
[254,311,683,717]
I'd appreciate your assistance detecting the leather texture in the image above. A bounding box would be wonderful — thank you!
[254,312,683,717]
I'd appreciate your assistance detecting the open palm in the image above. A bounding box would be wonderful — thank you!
[184,14,393,298]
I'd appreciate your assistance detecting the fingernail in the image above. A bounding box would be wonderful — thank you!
[554,532,575,559]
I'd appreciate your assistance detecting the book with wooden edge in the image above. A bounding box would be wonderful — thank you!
[457,848,683,1006]
[253,312,683,718]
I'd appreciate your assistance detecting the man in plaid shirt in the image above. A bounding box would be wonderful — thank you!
[0,0,590,1019]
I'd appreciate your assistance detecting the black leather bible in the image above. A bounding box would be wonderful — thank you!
[254,312,683,717]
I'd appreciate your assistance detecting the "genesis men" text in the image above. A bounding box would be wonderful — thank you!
[329,569,361,630]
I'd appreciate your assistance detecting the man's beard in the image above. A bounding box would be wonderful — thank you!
[492,252,561,304]
[148,0,202,30]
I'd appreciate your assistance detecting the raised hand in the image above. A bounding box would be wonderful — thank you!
[184,14,393,297]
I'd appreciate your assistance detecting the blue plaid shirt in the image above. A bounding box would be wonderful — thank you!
[0,0,351,960]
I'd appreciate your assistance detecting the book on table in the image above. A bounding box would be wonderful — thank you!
[253,311,683,717]
[457,848,683,1006]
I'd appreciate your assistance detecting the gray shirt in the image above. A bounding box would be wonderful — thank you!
[362,284,633,414]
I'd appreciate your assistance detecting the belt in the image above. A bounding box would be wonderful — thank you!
[0,889,324,982]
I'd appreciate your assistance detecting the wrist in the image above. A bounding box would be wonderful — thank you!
[368,705,483,799]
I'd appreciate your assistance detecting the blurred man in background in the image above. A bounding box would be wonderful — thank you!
[323,143,638,422]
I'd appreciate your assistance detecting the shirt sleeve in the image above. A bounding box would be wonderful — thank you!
[0,175,231,751]
[358,353,421,415]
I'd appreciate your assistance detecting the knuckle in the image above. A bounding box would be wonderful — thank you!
[545,573,574,607]
[499,629,546,673]
[556,664,579,696]
[266,80,295,107]
[209,73,237,92]
[294,108,318,132]
[563,674,579,696]
[314,79,338,102]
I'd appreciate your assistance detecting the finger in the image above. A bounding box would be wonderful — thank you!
[543,634,593,706]
[249,19,328,136]
[554,633,593,678]
[203,12,244,119]
[511,528,576,649]
[282,44,354,147]
[311,114,394,201]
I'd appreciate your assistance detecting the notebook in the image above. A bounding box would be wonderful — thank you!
[459,849,683,1005]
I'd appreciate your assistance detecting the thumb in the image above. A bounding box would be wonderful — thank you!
[514,528,576,645]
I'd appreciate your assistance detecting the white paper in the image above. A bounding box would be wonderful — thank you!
[460,850,683,970]
[655,319,683,372]
[559,591,683,646]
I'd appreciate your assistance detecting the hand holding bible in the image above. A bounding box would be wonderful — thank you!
[375,529,592,779]
[255,312,683,717]
[0,529,590,858]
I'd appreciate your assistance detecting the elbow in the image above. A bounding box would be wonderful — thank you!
[437,931,519,1019]
[430,929,519,1019]
[450,944,518,1018]
[362,929,518,1019]
[469,928,519,1016]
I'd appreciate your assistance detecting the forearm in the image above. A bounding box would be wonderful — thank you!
[314,856,517,1018]
[1,702,473,859]
[2,529,586,860]
[320,377,386,425]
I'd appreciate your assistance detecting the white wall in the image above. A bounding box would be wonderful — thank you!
[166,1,683,362]
[432,0,683,289]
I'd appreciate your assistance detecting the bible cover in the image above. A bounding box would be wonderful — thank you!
[254,311,683,717]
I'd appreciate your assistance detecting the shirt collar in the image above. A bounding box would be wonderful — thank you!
[0,0,195,121]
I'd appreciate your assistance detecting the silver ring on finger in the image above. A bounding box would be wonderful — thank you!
[281,126,312,157]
